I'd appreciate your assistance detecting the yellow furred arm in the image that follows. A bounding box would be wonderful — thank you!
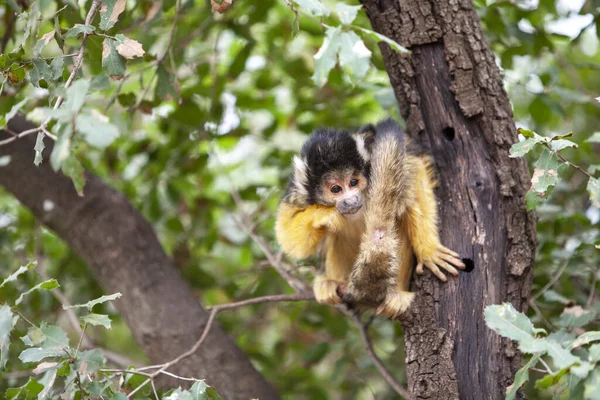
[275,202,345,259]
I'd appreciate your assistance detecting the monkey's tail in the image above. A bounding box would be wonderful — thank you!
[364,119,411,234]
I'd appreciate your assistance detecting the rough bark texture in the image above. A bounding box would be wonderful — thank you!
[360,1,537,399]
[0,116,280,400]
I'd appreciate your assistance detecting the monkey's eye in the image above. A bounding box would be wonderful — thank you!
[331,185,342,194]
[349,178,359,187]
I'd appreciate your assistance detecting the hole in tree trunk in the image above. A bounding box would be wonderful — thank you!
[461,258,475,272]
[442,126,455,141]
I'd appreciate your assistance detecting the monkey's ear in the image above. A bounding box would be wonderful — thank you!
[291,155,310,201]
[352,132,375,163]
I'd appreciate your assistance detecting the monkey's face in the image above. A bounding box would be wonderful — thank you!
[318,170,368,215]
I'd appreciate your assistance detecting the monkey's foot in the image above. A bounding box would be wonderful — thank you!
[376,291,415,319]
[416,246,466,282]
[313,276,344,305]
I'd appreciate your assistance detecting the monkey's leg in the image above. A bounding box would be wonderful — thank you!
[406,158,465,281]
[314,235,354,305]
[375,225,415,318]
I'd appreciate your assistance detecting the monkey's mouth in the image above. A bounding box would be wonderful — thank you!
[343,206,363,217]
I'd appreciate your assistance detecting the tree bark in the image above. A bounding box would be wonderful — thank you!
[360,1,537,399]
[0,116,280,400]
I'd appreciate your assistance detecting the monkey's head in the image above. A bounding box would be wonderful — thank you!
[285,128,374,215]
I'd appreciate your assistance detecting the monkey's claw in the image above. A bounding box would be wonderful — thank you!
[416,246,465,282]
[376,291,415,319]
[313,276,343,305]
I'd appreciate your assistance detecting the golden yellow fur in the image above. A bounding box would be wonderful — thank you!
[276,122,464,318]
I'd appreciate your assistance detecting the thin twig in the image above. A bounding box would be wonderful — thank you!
[539,357,554,375]
[0,127,42,146]
[127,293,315,398]
[133,0,182,109]
[587,268,598,308]
[528,300,554,331]
[75,323,88,357]
[206,292,315,311]
[531,260,569,301]
[352,315,412,400]
[544,142,595,180]
[0,0,101,148]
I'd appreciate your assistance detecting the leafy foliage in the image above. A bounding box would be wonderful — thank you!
[0,0,599,398]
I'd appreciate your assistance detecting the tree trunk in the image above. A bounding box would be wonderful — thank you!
[0,116,280,400]
[360,1,537,399]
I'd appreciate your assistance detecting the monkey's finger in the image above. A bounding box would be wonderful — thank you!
[439,246,460,258]
[426,261,447,282]
[433,258,459,276]
[416,262,425,275]
[437,253,466,269]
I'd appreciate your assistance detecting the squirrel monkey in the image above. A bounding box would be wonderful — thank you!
[275,119,465,318]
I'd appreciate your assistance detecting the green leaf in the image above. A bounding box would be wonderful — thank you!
[99,0,127,31]
[34,131,45,166]
[506,354,540,399]
[303,342,329,363]
[1,261,36,288]
[5,377,44,399]
[525,190,544,210]
[63,24,96,38]
[49,123,73,171]
[49,56,64,80]
[509,138,541,158]
[558,307,596,329]
[569,331,600,350]
[3,97,28,127]
[62,155,86,196]
[586,132,600,143]
[189,381,223,400]
[29,58,53,88]
[539,339,580,369]
[33,30,56,56]
[551,132,573,141]
[587,177,600,208]
[81,313,112,329]
[90,74,111,91]
[531,148,561,193]
[484,303,537,342]
[0,305,18,370]
[76,113,120,148]
[338,31,371,81]
[584,369,600,400]
[358,27,410,53]
[312,26,342,87]
[294,0,330,17]
[155,64,178,101]
[535,364,570,389]
[551,139,577,151]
[76,349,105,374]
[63,292,122,311]
[15,279,59,305]
[589,344,600,362]
[518,128,536,138]
[110,393,128,400]
[25,323,69,349]
[18,347,64,363]
[335,3,361,24]
[102,39,126,79]
[63,79,90,114]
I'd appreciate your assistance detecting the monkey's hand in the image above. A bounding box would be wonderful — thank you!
[415,245,465,282]
[313,275,344,305]
[311,206,346,233]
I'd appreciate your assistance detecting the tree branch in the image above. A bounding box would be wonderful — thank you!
[0,116,279,400]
